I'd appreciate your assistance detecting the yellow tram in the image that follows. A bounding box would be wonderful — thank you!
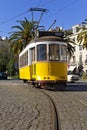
[19,31,67,88]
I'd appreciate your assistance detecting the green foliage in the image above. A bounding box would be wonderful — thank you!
[0,38,18,76]
[77,30,87,49]
[67,43,75,57]
[0,59,6,72]
[6,58,17,76]
[0,40,9,72]
[64,33,76,57]
[7,17,35,77]
[77,19,87,49]
[9,17,34,54]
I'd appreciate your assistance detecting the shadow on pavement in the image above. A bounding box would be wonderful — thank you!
[48,81,87,92]
[65,82,87,91]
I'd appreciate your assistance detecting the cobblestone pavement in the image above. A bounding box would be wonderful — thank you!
[45,85,87,130]
[0,80,87,130]
[0,80,52,130]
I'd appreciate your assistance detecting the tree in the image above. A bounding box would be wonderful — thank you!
[77,19,87,49]
[77,30,87,49]
[0,39,10,72]
[66,37,75,57]
[8,18,34,76]
[64,30,76,57]
[6,57,17,76]
[9,17,34,55]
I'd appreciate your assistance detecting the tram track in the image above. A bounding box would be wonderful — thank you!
[39,89,59,130]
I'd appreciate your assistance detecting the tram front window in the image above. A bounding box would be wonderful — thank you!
[49,44,59,61]
[37,44,47,61]
[61,45,67,61]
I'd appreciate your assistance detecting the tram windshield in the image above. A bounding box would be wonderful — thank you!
[49,44,67,61]
[49,44,60,61]
[60,45,67,61]
[37,44,47,61]
[37,43,67,61]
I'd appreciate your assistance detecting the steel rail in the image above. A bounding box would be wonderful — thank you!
[40,90,59,130]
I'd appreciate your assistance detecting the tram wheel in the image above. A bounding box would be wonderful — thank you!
[34,83,39,88]
[23,79,27,83]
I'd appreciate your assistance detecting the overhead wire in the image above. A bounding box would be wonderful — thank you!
[0,0,81,26]
[57,0,81,11]
[0,0,54,26]
[0,10,29,25]
[35,0,56,8]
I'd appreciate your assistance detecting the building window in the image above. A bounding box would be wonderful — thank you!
[79,54,83,65]
[79,45,83,51]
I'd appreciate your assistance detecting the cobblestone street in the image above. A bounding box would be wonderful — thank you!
[45,83,87,130]
[0,80,87,130]
[0,80,52,130]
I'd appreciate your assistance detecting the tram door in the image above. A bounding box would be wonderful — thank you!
[31,47,36,78]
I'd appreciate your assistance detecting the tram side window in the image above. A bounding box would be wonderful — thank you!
[19,51,28,67]
[37,44,47,61]
[61,45,67,61]
[25,51,28,65]
[49,44,59,61]
[31,48,35,62]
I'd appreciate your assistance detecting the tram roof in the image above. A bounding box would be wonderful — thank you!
[30,36,67,43]
[30,31,67,43]
[19,36,67,56]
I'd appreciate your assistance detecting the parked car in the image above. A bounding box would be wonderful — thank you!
[0,72,7,79]
[67,70,79,82]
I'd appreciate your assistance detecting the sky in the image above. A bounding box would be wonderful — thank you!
[0,0,87,37]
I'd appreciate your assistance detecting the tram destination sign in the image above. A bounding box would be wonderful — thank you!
[36,31,64,38]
